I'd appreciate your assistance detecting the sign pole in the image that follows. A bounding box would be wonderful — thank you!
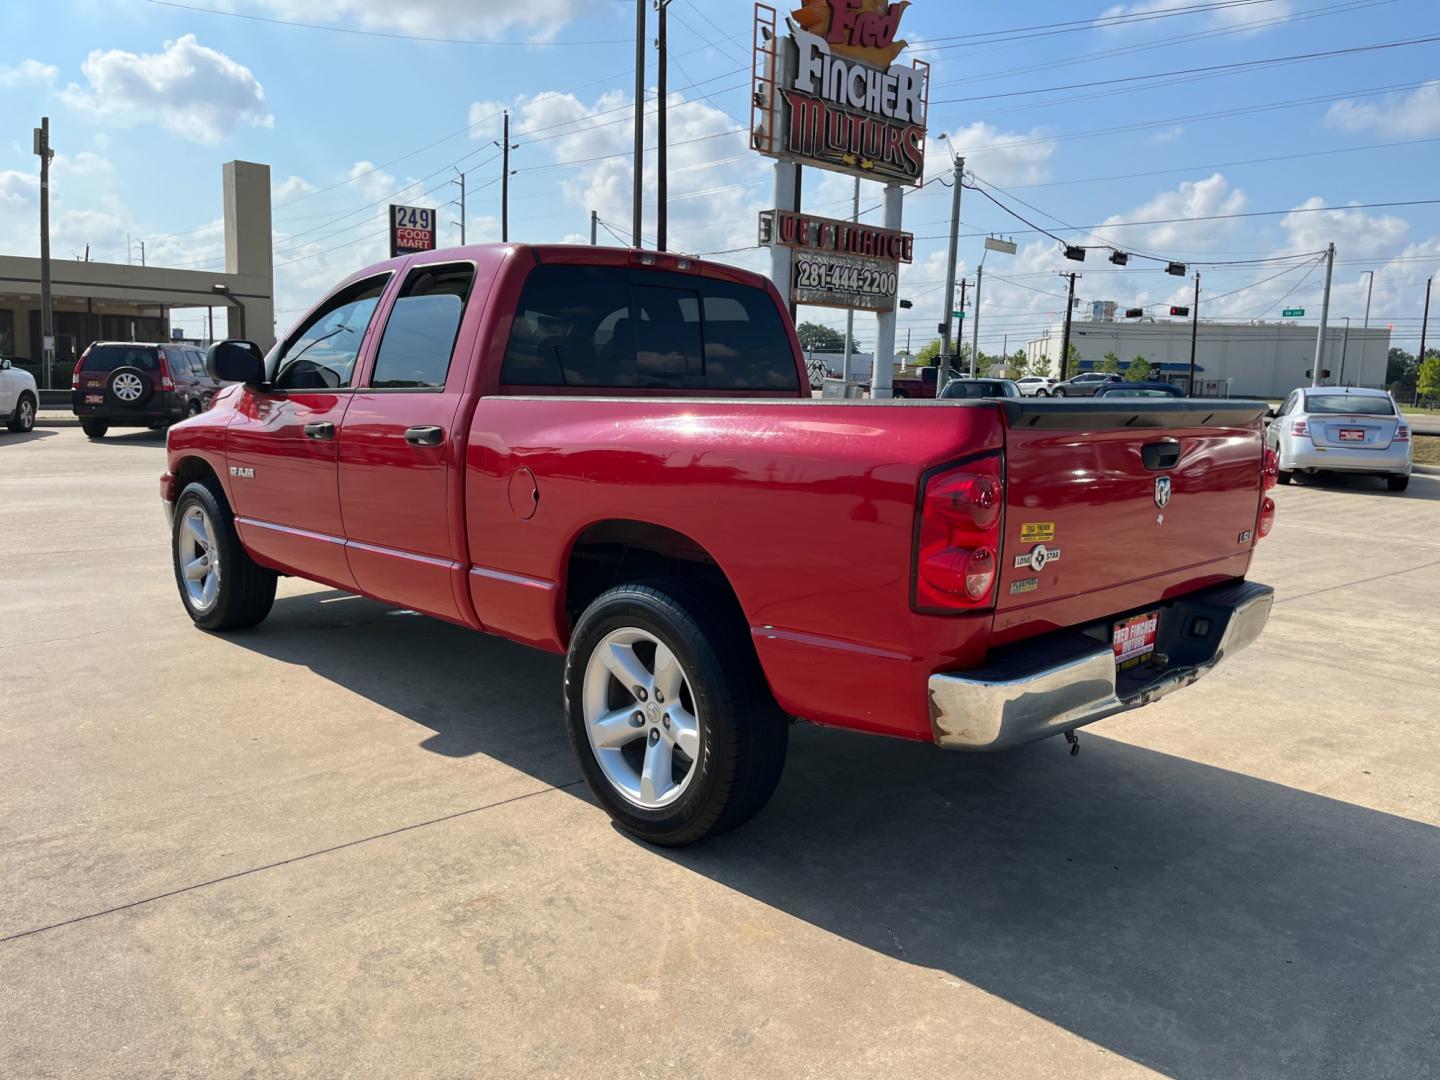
[843,176,858,383]
[769,159,798,316]
[1188,272,1200,396]
[871,183,903,399]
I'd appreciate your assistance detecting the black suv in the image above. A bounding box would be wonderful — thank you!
[71,342,221,438]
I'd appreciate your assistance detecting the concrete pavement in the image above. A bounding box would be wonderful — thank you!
[2,423,1438,1079]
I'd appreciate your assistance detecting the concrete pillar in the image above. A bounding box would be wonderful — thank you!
[223,160,275,350]
[870,183,903,399]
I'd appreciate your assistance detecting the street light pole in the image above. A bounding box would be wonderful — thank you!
[1312,241,1335,386]
[1338,316,1351,384]
[655,0,673,251]
[632,0,646,247]
[937,143,964,388]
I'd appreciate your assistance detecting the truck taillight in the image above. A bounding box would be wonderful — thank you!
[72,346,89,388]
[1262,446,1278,489]
[914,456,1003,612]
[1257,496,1276,539]
[158,349,175,391]
[1290,418,1308,437]
[1395,424,1410,442]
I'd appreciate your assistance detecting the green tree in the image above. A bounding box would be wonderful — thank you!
[1096,350,1122,374]
[796,321,845,352]
[915,337,943,365]
[1419,354,1440,403]
[1126,355,1153,381]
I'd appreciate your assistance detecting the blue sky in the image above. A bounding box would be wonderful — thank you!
[2,0,1438,354]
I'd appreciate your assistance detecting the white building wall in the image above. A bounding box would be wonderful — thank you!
[1026,320,1389,398]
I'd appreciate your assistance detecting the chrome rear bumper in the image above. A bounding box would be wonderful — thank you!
[928,580,1273,750]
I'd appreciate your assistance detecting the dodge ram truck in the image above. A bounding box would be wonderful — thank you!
[162,244,1277,845]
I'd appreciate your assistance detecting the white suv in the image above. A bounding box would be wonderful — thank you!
[0,357,38,433]
[1015,375,1058,397]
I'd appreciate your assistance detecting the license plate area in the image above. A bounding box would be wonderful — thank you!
[1114,610,1160,671]
[85,394,103,404]
[1339,428,1366,442]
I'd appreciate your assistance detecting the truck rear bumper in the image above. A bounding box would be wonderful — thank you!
[928,579,1273,750]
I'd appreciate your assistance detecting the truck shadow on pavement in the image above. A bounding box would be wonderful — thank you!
[244,589,1440,1080]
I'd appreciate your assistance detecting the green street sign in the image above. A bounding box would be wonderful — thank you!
[952,310,965,319]
[1282,307,1304,317]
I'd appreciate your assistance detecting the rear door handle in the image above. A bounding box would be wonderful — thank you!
[303,421,335,440]
[404,425,444,447]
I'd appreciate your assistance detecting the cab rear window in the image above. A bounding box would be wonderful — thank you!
[501,265,798,391]
[80,346,159,373]
[1305,394,1395,416]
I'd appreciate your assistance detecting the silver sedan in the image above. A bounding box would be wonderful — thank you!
[1266,386,1413,492]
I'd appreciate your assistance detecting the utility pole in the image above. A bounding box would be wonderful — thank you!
[590,209,599,245]
[1418,278,1432,393]
[1187,271,1200,395]
[134,239,146,267]
[1312,241,1335,386]
[499,111,515,242]
[451,168,466,244]
[655,0,673,250]
[843,176,858,382]
[1358,268,1375,387]
[632,0,646,247]
[956,278,968,379]
[1058,272,1080,380]
[970,263,982,377]
[938,149,964,388]
[34,117,55,390]
[1337,316,1352,384]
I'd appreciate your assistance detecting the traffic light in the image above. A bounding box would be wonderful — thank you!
[1124,307,1144,318]
[1169,305,1190,317]
[899,299,913,309]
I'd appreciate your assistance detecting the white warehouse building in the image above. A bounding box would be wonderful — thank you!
[1025,317,1389,399]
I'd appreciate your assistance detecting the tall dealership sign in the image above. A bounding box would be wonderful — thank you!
[752,1,926,313]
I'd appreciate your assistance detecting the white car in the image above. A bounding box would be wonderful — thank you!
[1015,375,1058,397]
[1266,385,1412,492]
[0,357,38,434]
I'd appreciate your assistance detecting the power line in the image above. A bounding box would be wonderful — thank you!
[930,34,1440,105]
[144,0,631,45]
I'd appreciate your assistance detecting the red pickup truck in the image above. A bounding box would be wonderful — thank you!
[163,244,1277,845]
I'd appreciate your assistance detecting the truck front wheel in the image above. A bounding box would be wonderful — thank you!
[171,479,277,631]
[564,582,787,845]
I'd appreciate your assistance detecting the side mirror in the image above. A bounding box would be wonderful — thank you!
[207,340,265,384]
[0,358,10,370]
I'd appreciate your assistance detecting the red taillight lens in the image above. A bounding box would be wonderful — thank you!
[1262,446,1278,490]
[157,349,175,391]
[1290,418,1308,437]
[72,346,89,388]
[1257,496,1276,539]
[1395,424,1410,442]
[915,457,1003,611]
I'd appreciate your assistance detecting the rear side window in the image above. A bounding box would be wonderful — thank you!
[501,266,798,391]
[1305,393,1395,416]
[371,263,475,389]
[81,345,158,373]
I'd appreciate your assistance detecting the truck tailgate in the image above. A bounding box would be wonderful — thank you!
[992,398,1268,645]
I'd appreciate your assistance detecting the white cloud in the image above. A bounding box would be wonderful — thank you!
[467,101,508,140]
[932,123,1057,186]
[1094,173,1248,251]
[1325,81,1440,139]
[58,35,272,144]
[1097,0,1291,32]
[273,175,317,202]
[1279,197,1409,260]
[253,0,586,42]
[0,59,57,87]
[0,170,38,208]
[1150,125,1184,144]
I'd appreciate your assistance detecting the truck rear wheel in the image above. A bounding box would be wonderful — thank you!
[171,479,277,631]
[564,581,787,846]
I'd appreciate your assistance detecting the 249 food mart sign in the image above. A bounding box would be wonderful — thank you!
[389,204,436,258]
[751,0,931,185]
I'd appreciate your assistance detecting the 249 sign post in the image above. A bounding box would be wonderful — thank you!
[389,204,436,258]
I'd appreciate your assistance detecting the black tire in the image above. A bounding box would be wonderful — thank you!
[1036,389,1050,397]
[171,479,277,631]
[1276,469,1293,485]
[186,399,203,418]
[564,581,788,846]
[80,418,109,439]
[1387,474,1409,492]
[106,365,153,407]
[7,392,35,433]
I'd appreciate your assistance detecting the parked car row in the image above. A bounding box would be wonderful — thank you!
[71,342,220,438]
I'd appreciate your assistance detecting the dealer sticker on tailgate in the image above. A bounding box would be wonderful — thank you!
[1113,611,1160,670]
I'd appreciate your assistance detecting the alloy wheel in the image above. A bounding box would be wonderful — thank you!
[177,504,221,613]
[582,627,702,809]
